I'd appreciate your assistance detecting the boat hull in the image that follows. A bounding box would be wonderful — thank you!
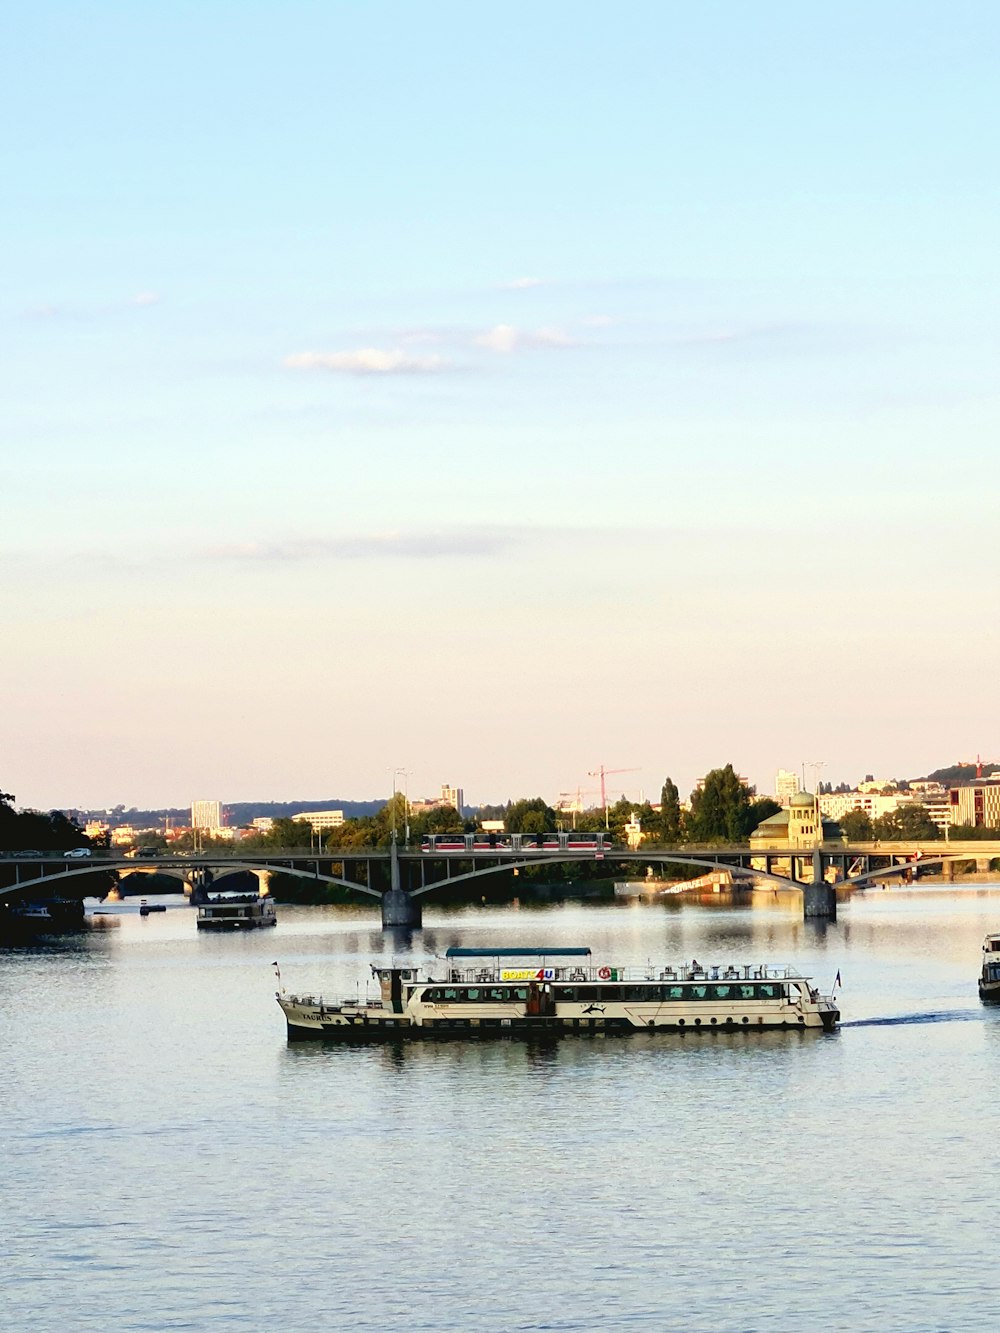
[279,998,839,1041]
[197,918,276,930]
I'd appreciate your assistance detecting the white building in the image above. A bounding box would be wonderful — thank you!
[191,800,222,830]
[950,780,1000,830]
[774,770,799,807]
[291,809,345,831]
[440,784,464,815]
[818,788,953,833]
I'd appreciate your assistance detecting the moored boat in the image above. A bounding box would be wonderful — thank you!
[276,946,840,1040]
[197,893,276,930]
[979,934,1000,1002]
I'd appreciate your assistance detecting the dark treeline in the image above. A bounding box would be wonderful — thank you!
[0,788,90,853]
[75,798,385,827]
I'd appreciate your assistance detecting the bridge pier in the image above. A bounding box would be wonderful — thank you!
[381,841,422,929]
[803,851,837,919]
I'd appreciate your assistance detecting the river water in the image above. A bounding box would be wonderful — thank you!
[4,885,1000,1332]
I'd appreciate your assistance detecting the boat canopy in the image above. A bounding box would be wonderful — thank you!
[444,947,592,958]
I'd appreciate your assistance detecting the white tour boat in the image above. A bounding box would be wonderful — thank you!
[276,946,839,1040]
[979,934,1000,1002]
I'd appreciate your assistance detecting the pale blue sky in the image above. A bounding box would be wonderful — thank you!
[3,2,999,810]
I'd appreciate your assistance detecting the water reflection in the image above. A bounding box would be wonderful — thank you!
[6,885,1000,1331]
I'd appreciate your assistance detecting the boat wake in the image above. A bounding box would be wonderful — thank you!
[841,1009,982,1028]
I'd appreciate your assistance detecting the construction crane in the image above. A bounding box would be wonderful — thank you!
[588,765,640,828]
[557,787,602,830]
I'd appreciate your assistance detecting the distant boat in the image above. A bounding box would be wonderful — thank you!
[979,934,1000,1002]
[0,898,86,938]
[197,894,276,930]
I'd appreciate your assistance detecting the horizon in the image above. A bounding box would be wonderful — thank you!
[16,755,993,820]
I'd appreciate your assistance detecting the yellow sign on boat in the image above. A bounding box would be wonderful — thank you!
[500,967,554,981]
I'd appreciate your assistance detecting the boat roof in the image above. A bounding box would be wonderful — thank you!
[444,946,592,958]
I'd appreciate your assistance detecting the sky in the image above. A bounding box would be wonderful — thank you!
[3,1,999,813]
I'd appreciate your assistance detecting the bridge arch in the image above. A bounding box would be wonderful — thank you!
[408,851,799,896]
[0,860,383,902]
[842,852,998,888]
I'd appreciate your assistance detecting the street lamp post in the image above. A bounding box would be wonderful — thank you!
[390,767,410,847]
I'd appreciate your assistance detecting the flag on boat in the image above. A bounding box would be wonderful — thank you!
[833,969,842,990]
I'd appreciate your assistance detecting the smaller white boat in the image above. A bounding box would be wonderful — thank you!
[197,894,276,930]
[979,934,1000,1002]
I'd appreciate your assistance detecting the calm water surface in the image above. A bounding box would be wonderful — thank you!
[4,886,1000,1332]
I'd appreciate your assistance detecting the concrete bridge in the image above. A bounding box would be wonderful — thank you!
[2,838,998,929]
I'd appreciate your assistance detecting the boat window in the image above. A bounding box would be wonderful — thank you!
[623,986,648,1002]
[576,986,600,1002]
[514,988,529,1001]
[710,984,733,1000]
[443,988,460,1002]
[466,988,480,1001]
[691,985,708,1000]
[757,983,778,999]
[738,984,756,1000]
[665,985,685,1000]
[424,988,440,1002]
[559,986,577,1002]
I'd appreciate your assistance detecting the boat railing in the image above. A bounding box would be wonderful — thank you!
[443,963,801,985]
[285,995,386,1011]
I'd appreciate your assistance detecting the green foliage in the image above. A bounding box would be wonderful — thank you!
[925,763,999,785]
[685,764,760,843]
[659,778,681,843]
[873,803,941,841]
[941,823,1000,841]
[840,808,874,841]
[0,796,90,852]
[504,798,557,835]
[408,805,464,839]
[749,797,781,830]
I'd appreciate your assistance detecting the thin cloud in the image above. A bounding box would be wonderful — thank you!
[473,324,575,353]
[283,348,450,375]
[203,530,519,562]
[499,276,545,290]
[21,292,162,319]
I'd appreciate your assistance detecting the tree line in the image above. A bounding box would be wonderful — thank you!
[229,764,783,851]
[0,789,91,853]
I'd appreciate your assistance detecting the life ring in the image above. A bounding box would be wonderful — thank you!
[598,966,612,980]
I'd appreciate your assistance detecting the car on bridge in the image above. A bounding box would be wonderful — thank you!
[64,848,93,858]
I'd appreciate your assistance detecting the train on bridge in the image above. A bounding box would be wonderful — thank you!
[420,832,614,854]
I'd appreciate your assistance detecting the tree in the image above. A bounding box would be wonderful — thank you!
[0,796,90,853]
[685,764,759,843]
[874,804,941,841]
[504,798,557,835]
[409,805,464,840]
[949,823,1000,841]
[660,778,681,843]
[748,797,781,830]
[840,809,873,841]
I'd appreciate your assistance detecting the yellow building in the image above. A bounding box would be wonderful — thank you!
[750,791,846,851]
